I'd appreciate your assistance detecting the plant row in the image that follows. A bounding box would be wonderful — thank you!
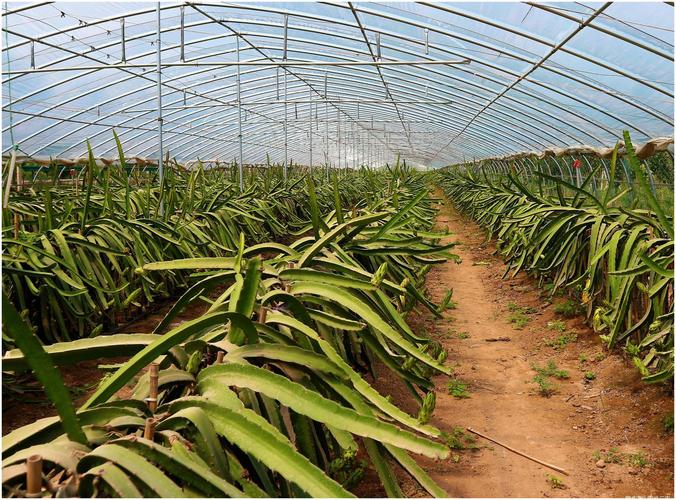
[2,141,385,344]
[436,132,673,383]
[2,163,459,497]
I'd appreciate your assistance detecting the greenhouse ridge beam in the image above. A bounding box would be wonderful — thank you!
[124,100,455,110]
[1,59,471,75]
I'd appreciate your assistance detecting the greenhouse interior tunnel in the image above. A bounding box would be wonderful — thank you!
[1,2,674,499]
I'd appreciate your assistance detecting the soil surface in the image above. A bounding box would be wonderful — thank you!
[358,193,674,498]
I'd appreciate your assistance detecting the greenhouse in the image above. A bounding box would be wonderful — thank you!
[1,1,674,498]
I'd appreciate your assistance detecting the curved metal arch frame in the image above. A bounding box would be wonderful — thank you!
[0,9,629,150]
[2,1,673,166]
[245,1,668,128]
[5,30,609,160]
[338,2,672,122]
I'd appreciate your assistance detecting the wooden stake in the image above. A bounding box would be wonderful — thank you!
[143,417,156,440]
[258,306,267,324]
[467,428,568,476]
[147,363,159,412]
[26,454,42,496]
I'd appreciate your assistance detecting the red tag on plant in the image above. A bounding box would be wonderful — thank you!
[572,159,581,169]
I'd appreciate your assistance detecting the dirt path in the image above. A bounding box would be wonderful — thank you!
[366,195,674,498]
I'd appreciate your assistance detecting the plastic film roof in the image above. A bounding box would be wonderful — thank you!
[2,2,674,168]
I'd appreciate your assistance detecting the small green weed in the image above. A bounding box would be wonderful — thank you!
[584,371,596,381]
[544,331,578,350]
[546,474,565,489]
[626,452,648,468]
[534,360,569,379]
[579,353,588,363]
[507,302,536,329]
[442,427,478,450]
[437,329,456,341]
[593,352,605,362]
[533,374,557,397]
[507,302,537,314]
[546,320,566,332]
[662,413,674,433]
[603,448,623,464]
[553,299,582,317]
[509,312,531,329]
[531,361,568,397]
[593,449,649,468]
[447,378,471,399]
[457,331,470,339]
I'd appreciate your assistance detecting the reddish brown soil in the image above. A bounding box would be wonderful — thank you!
[359,194,674,498]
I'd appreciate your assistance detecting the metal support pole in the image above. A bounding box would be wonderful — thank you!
[309,88,313,170]
[343,117,347,171]
[179,6,185,62]
[352,122,359,170]
[120,18,126,63]
[375,32,381,60]
[282,14,288,61]
[155,3,164,216]
[324,73,329,177]
[284,71,288,180]
[337,108,341,170]
[236,36,243,191]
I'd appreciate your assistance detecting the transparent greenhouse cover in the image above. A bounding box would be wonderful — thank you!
[2,1,674,168]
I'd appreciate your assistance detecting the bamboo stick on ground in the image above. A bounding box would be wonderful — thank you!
[467,427,568,476]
